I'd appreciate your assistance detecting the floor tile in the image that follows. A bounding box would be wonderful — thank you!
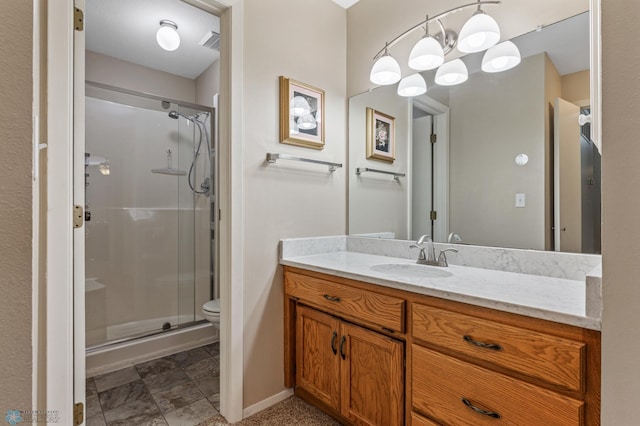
[207,393,220,411]
[99,379,150,411]
[143,369,191,394]
[86,413,106,426]
[86,392,103,418]
[136,356,179,379]
[87,378,98,397]
[169,347,211,368]
[184,357,219,380]
[103,393,161,425]
[163,398,218,426]
[94,366,141,393]
[202,342,220,357]
[151,381,205,414]
[192,375,220,398]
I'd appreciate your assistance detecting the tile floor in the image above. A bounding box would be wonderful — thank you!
[86,342,221,426]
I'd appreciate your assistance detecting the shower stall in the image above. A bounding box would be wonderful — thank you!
[84,81,216,351]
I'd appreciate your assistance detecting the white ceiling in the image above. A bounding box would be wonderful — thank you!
[86,0,220,79]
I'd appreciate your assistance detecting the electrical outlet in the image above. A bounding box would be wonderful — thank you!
[515,193,526,208]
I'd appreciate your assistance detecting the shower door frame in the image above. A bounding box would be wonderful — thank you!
[84,80,216,349]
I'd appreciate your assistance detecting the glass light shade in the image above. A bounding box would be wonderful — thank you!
[297,114,317,130]
[408,36,444,71]
[156,21,180,51]
[458,12,500,53]
[482,41,521,73]
[397,73,427,97]
[434,59,468,86]
[290,96,311,116]
[370,54,402,85]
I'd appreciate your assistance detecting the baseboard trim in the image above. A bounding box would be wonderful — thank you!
[242,388,294,419]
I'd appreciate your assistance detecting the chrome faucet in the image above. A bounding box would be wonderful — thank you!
[410,235,458,267]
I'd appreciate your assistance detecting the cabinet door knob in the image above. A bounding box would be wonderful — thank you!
[330,331,338,355]
[461,397,501,419]
[463,335,503,351]
[339,335,347,360]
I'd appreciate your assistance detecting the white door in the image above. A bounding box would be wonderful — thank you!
[73,0,87,423]
[411,114,433,240]
[554,97,582,252]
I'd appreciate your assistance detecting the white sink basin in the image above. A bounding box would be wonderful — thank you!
[370,263,453,279]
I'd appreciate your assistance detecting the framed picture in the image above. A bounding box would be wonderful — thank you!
[366,107,395,162]
[279,76,325,150]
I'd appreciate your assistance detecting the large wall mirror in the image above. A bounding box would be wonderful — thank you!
[348,7,600,254]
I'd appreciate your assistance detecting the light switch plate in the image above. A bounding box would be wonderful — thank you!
[515,193,526,208]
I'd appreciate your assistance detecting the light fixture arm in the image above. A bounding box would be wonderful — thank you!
[372,0,501,60]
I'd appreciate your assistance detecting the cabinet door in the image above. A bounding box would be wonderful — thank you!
[340,322,404,425]
[296,305,341,409]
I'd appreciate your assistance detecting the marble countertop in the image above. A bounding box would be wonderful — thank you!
[281,250,601,330]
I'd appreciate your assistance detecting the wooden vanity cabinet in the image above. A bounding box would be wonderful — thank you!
[283,266,601,426]
[296,305,404,425]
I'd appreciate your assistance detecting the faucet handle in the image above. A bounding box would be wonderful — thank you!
[437,248,458,267]
[410,244,427,261]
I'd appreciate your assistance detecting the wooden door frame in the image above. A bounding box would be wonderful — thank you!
[44,0,246,423]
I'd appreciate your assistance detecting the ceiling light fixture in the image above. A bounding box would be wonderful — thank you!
[370,0,518,95]
[156,20,180,52]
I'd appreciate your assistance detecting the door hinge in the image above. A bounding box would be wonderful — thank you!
[430,134,437,144]
[430,210,437,221]
[74,7,84,31]
[73,205,84,228]
[73,402,84,426]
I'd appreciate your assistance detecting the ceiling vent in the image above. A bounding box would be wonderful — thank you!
[199,31,220,51]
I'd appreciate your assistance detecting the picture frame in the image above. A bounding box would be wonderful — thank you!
[279,76,325,150]
[366,107,395,162]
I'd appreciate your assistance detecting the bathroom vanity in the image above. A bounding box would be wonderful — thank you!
[281,236,601,425]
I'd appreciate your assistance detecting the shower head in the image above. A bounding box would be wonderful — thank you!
[168,110,193,121]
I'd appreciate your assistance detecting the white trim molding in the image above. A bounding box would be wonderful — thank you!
[242,389,294,419]
[46,1,75,423]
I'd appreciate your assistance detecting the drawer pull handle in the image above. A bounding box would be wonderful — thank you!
[330,331,338,355]
[461,397,501,419]
[323,294,341,302]
[339,335,347,360]
[463,335,503,351]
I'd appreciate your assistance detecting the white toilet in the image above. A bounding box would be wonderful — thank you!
[202,299,220,330]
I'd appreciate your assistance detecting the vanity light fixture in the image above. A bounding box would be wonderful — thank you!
[482,41,521,72]
[397,73,427,97]
[156,20,180,51]
[370,0,519,95]
[370,44,402,85]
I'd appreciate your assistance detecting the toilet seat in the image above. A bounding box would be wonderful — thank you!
[203,299,220,314]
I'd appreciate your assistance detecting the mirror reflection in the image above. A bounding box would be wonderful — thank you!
[348,11,600,254]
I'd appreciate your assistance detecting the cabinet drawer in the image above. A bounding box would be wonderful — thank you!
[411,411,440,426]
[285,271,405,332]
[412,304,585,391]
[413,345,584,425]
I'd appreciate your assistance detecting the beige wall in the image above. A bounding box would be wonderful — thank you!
[196,60,220,107]
[241,0,347,407]
[86,51,196,103]
[449,54,547,250]
[0,0,33,411]
[348,85,410,239]
[346,0,588,96]
[601,0,640,423]
[561,69,590,104]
